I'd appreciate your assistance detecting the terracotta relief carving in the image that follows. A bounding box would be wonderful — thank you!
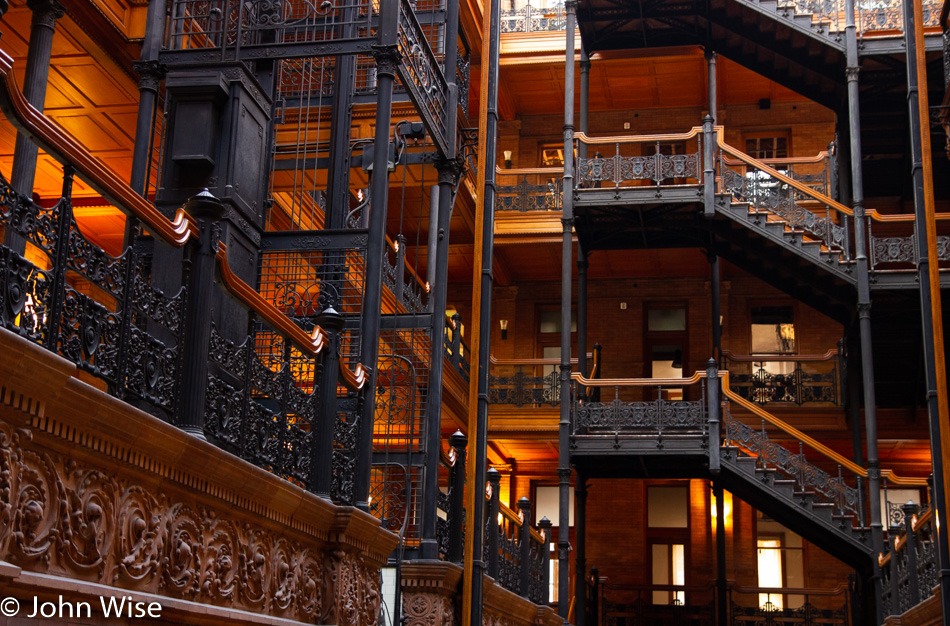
[0,419,379,624]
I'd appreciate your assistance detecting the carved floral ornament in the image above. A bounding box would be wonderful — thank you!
[0,419,380,625]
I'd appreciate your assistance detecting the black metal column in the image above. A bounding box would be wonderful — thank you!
[843,0,883,619]
[902,2,950,618]
[124,0,166,246]
[420,0,461,557]
[468,0,501,623]
[355,1,400,511]
[558,2,577,620]
[575,474,588,626]
[579,44,589,162]
[325,1,358,229]
[577,252,588,384]
[4,0,64,253]
[421,159,461,559]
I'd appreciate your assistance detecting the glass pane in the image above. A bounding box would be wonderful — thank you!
[757,538,784,610]
[539,311,560,333]
[647,486,688,527]
[652,544,670,604]
[751,306,795,354]
[648,308,686,331]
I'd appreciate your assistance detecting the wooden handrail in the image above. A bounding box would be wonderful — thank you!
[720,370,867,477]
[485,492,546,544]
[440,445,456,468]
[491,353,592,366]
[0,51,198,247]
[571,371,705,387]
[716,126,950,224]
[720,349,838,362]
[878,507,934,566]
[575,126,703,145]
[721,151,830,166]
[216,244,367,391]
[495,165,562,175]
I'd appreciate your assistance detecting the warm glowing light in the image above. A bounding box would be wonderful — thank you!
[357,189,364,201]
[498,512,504,525]
[503,150,512,161]
[711,489,733,528]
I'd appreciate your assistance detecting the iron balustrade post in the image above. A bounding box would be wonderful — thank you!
[559,2,577,618]
[709,248,721,359]
[887,523,900,614]
[355,1,399,511]
[44,166,74,356]
[903,1,950,618]
[575,476,587,625]
[518,496,532,598]
[707,359,721,474]
[903,501,922,607]
[179,189,226,436]
[540,517,552,603]
[844,0,884,616]
[706,49,718,121]
[4,0,64,254]
[448,430,468,563]
[487,468,501,579]
[311,306,343,499]
[591,343,602,402]
[703,115,715,218]
[451,312,463,367]
[422,157,462,560]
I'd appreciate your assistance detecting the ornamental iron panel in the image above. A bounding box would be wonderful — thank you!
[489,368,559,407]
[723,409,859,516]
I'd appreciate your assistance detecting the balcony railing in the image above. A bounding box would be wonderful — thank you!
[489,345,600,407]
[485,469,551,605]
[500,2,567,33]
[444,312,471,382]
[585,575,851,626]
[720,347,843,407]
[880,501,939,618]
[0,51,368,504]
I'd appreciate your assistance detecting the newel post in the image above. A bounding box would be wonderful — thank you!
[179,189,226,436]
[703,115,716,218]
[448,430,468,562]
[518,496,532,597]
[487,468,501,579]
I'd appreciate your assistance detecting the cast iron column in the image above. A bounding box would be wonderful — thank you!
[421,158,462,559]
[577,251,588,386]
[579,44,590,162]
[843,0,884,620]
[4,0,64,253]
[324,1,358,229]
[420,0,461,556]
[355,1,399,511]
[902,1,950,618]
[468,0,501,623]
[124,0,166,245]
[558,1,577,620]
[575,475,588,626]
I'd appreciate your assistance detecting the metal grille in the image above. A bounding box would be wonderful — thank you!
[258,246,366,364]
[370,327,432,546]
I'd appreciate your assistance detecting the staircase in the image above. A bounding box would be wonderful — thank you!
[570,372,876,574]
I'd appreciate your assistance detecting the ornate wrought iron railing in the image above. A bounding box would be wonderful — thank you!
[720,149,835,199]
[721,348,843,407]
[383,235,429,314]
[728,583,851,625]
[495,167,563,212]
[489,353,591,407]
[880,502,939,618]
[576,129,703,188]
[500,1,567,33]
[443,312,471,381]
[484,470,551,605]
[437,432,467,562]
[570,372,708,441]
[0,50,370,505]
[858,0,943,34]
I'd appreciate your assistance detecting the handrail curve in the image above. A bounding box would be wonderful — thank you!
[575,127,703,145]
[216,244,368,391]
[0,51,198,246]
[720,349,838,362]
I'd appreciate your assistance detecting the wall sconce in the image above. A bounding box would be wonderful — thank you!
[711,489,733,529]
[503,150,512,169]
[499,319,509,340]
